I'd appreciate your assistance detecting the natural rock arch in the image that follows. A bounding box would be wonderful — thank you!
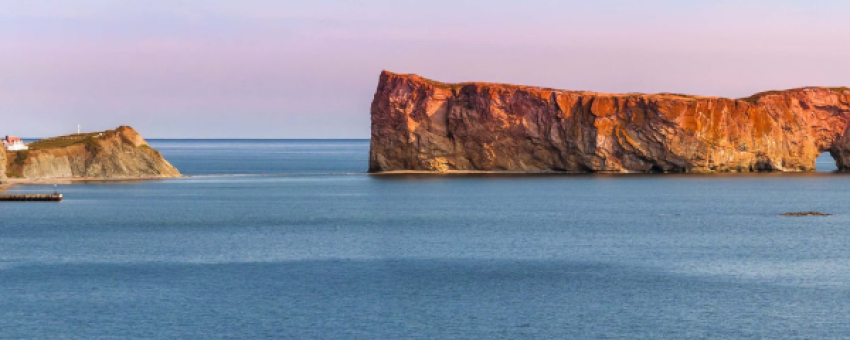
[370,71,850,173]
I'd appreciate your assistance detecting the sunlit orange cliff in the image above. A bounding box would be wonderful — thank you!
[369,71,850,173]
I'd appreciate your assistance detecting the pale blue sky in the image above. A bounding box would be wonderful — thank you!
[2,0,850,138]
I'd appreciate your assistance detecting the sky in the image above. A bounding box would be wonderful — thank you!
[2,0,850,138]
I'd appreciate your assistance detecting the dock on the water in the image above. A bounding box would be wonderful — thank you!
[0,194,63,202]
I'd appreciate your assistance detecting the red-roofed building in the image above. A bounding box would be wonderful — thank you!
[3,136,28,151]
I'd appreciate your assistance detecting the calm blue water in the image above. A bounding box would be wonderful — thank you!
[2,140,850,339]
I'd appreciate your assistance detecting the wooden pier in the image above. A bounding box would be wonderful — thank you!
[0,194,63,202]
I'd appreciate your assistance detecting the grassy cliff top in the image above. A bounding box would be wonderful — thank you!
[27,132,105,150]
[16,126,142,152]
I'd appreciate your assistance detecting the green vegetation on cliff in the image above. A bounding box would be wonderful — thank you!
[27,132,104,150]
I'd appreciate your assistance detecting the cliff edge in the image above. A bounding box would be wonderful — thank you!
[5,126,181,179]
[0,146,6,183]
[370,71,850,173]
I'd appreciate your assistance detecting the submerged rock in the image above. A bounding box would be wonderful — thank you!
[780,212,832,217]
[369,71,850,173]
[4,126,181,179]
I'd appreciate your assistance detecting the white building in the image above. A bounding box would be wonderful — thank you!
[3,136,28,151]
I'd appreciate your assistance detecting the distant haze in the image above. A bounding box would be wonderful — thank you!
[2,0,850,138]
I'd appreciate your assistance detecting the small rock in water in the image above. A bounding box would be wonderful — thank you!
[780,211,832,217]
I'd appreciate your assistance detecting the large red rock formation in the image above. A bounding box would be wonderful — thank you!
[369,71,850,173]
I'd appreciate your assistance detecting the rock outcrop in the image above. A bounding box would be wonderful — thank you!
[370,71,850,173]
[0,145,6,183]
[5,126,181,179]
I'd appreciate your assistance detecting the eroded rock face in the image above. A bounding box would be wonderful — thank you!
[0,144,6,183]
[370,71,850,173]
[5,126,181,179]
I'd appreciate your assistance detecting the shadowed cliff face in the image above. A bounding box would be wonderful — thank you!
[369,71,850,173]
[0,146,6,183]
[5,126,181,179]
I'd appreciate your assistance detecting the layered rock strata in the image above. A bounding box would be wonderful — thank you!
[370,71,850,173]
[0,145,6,183]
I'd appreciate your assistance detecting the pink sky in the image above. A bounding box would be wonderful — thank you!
[2,0,850,138]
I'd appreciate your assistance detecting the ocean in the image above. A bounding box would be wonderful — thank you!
[2,140,850,339]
